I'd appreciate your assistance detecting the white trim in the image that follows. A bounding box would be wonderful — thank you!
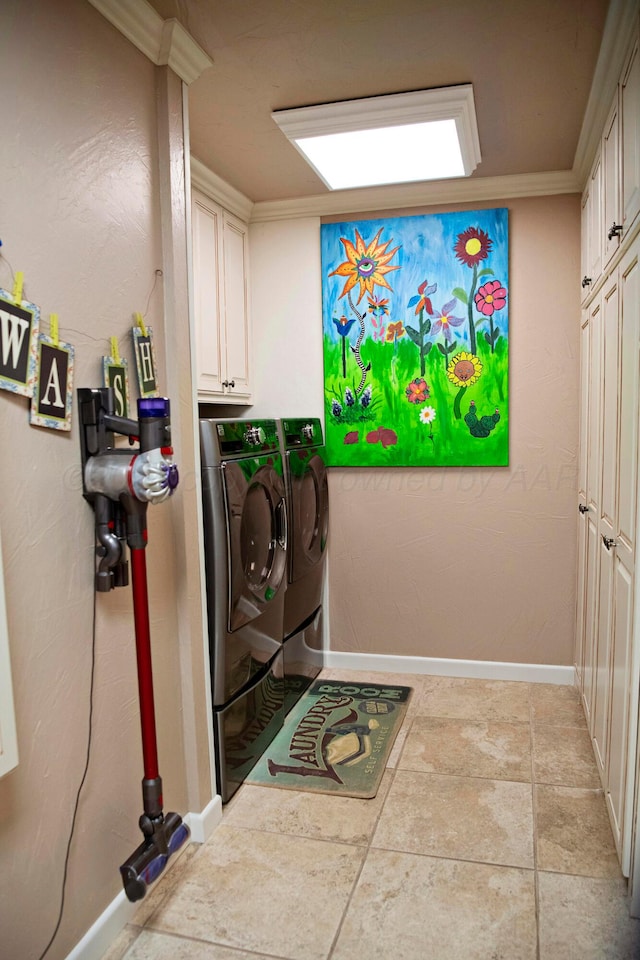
[65,796,222,959]
[183,795,223,845]
[572,0,640,188]
[65,889,138,960]
[0,526,18,778]
[249,169,580,223]
[187,162,579,225]
[190,157,254,222]
[87,0,213,85]
[323,650,575,685]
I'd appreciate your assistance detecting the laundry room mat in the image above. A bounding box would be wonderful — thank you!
[246,678,412,798]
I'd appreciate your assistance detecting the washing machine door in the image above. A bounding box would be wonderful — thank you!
[288,447,329,582]
[222,455,287,632]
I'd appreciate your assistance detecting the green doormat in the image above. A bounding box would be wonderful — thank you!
[247,679,412,798]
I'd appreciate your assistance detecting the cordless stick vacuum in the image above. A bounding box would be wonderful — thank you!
[78,387,189,902]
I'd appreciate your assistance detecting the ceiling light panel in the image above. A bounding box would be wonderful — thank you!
[272,85,481,191]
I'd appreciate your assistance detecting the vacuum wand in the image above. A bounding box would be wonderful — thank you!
[78,388,189,902]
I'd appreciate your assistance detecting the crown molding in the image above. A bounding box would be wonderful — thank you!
[88,0,213,84]
[190,157,255,222]
[248,169,580,223]
[572,0,640,188]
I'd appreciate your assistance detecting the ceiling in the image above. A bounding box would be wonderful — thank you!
[148,0,611,205]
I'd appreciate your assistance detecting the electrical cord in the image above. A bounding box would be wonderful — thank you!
[36,567,98,960]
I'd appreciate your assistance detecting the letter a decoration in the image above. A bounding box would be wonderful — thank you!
[0,285,40,398]
[132,314,158,398]
[30,316,74,431]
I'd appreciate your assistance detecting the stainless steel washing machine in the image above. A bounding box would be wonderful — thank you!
[278,417,329,714]
[200,418,287,802]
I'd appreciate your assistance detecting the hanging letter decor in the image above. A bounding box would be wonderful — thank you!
[132,314,158,398]
[30,315,74,431]
[0,280,40,399]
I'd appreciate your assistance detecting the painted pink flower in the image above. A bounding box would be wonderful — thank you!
[474,279,507,316]
[405,378,430,404]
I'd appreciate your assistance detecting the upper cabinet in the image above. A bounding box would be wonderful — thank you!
[191,188,251,403]
[582,35,640,300]
[621,39,640,239]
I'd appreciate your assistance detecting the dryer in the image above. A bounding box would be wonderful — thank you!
[200,418,287,802]
[278,417,329,714]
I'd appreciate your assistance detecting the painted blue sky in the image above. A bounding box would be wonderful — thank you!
[321,208,509,347]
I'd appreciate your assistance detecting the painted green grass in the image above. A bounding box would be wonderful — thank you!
[323,333,509,467]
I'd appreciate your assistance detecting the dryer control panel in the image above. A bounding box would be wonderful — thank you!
[214,419,280,456]
[281,417,324,450]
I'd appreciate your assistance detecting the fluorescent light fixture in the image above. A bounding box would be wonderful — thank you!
[272,85,481,191]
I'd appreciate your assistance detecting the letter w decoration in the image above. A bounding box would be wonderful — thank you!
[0,289,40,398]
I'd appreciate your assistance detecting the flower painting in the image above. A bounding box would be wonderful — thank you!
[321,209,509,466]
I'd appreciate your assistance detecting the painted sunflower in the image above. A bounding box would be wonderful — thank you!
[454,227,493,267]
[446,352,483,388]
[329,228,400,303]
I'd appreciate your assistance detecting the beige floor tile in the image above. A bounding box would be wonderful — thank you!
[332,848,537,960]
[416,676,532,722]
[531,683,586,727]
[538,872,640,959]
[146,824,364,960]
[533,723,601,787]
[399,715,532,781]
[99,925,141,960]
[372,769,534,868]
[122,929,277,959]
[535,785,622,878]
[222,772,392,845]
[386,716,412,767]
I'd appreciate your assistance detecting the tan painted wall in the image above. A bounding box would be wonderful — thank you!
[326,196,581,665]
[250,196,580,667]
[0,3,210,958]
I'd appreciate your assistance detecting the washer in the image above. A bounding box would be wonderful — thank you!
[278,417,329,713]
[200,418,287,802]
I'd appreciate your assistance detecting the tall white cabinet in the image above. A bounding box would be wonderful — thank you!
[576,26,640,888]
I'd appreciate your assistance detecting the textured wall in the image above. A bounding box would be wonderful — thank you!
[326,196,581,665]
[0,3,209,959]
[250,196,581,667]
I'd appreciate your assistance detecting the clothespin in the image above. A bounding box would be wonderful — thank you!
[12,271,23,304]
[110,335,121,362]
[134,311,148,337]
[49,314,59,346]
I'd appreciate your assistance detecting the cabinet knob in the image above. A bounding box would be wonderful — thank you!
[578,503,589,514]
[607,223,623,240]
[581,276,592,288]
[602,535,618,550]
[222,379,236,389]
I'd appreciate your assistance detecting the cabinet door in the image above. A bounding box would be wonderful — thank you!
[606,238,639,873]
[621,39,640,236]
[582,297,603,726]
[192,194,224,395]
[222,211,251,400]
[603,95,621,268]
[581,153,602,301]
[592,276,619,773]
[575,315,589,687]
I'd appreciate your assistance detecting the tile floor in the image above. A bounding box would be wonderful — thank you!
[102,671,640,960]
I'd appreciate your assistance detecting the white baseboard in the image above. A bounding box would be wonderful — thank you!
[323,650,575,685]
[184,794,223,844]
[66,795,222,960]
